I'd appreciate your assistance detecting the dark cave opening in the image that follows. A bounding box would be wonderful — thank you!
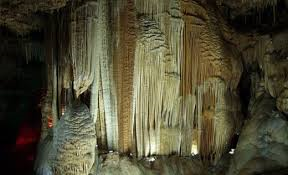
[0,34,45,174]
[221,0,288,33]
[228,61,255,152]
[13,61,45,175]
[0,1,288,174]
[238,67,252,120]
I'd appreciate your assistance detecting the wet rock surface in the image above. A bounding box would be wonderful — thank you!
[228,95,288,175]
[35,103,96,175]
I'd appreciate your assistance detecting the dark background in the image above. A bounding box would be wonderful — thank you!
[0,27,45,175]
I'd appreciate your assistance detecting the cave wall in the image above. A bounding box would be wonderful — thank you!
[0,0,287,175]
[33,1,288,174]
[37,0,247,165]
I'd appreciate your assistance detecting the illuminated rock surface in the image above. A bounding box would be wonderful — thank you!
[228,95,288,175]
[95,153,208,175]
[0,0,287,174]
[35,103,96,175]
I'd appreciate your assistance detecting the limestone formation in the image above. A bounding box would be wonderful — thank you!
[35,103,96,175]
[0,0,288,174]
[0,0,69,34]
[227,94,288,175]
[91,0,243,164]
[34,0,287,170]
[96,153,208,175]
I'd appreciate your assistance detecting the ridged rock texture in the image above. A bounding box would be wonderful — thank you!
[95,153,208,175]
[228,27,288,175]
[0,0,69,34]
[38,0,243,164]
[227,94,288,175]
[35,102,96,175]
[19,0,287,174]
[241,31,288,115]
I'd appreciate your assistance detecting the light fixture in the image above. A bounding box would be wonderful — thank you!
[229,149,235,155]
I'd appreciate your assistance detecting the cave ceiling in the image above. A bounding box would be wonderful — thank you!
[1,0,288,35]
[1,0,288,175]
[0,0,69,34]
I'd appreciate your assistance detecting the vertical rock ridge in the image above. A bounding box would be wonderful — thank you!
[113,0,137,153]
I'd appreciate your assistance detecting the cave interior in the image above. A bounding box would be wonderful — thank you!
[0,0,287,175]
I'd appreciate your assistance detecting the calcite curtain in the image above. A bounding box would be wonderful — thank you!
[42,0,243,164]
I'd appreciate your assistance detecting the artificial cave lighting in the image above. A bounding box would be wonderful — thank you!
[1,0,288,175]
[47,117,53,128]
[229,149,235,155]
[145,157,156,162]
[191,144,198,156]
[61,106,65,116]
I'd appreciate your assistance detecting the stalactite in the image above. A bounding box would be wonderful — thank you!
[217,0,278,8]
[135,0,168,15]
[44,15,59,129]
[156,0,184,156]
[70,2,98,97]
[133,16,169,157]
[156,0,183,121]
[217,0,278,24]
[99,0,118,151]
[96,81,108,148]
[23,41,44,64]
[131,0,186,155]
[113,0,137,153]
[87,0,118,150]
[57,9,72,114]
[180,1,204,157]
[258,36,286,99]
[52,56,58,128]
[244,35,278,97]
[179,0,242,163]
[89,1,101,125]
[90,54,100,124]
[38,0,245,165]
[249,0,278,8]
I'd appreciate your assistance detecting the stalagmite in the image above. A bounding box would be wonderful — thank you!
[47,103,96,175]
[3,0,288,174]
[38,0,244,168]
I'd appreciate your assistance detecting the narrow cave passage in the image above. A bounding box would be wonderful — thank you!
[228,67,252,151]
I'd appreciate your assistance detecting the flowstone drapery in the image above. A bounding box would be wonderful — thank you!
[38,0,244,166]
[1,0,287,175]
